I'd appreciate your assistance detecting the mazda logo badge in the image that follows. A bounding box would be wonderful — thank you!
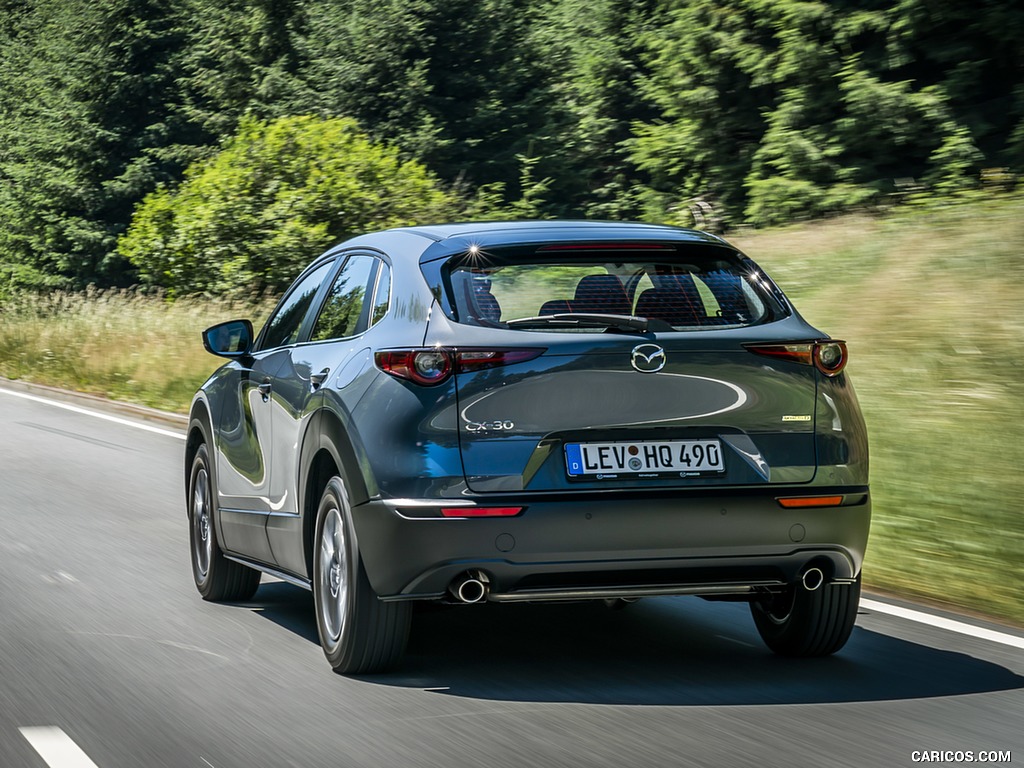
[631,343,666,373]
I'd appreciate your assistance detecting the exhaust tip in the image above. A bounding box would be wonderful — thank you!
[801,567,825,592]
[449,571,489,603]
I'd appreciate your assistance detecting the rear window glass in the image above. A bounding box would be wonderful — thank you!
[444,247,778,331]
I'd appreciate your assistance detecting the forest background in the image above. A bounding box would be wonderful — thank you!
[1,0,1023,623]
[1,0,1022,295]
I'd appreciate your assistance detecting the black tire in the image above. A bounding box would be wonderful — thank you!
[750,574,861,657]
[188,443,261,602]
[312,476,411,674]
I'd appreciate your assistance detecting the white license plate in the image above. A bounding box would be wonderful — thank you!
[564,439,724,477]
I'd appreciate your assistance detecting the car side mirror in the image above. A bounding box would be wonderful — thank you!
[203,319,254,359]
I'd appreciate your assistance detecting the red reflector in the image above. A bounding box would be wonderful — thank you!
[441,507,524,518]
[777,496,844,509]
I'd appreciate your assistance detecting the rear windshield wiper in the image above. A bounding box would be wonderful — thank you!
[506,313,653,332]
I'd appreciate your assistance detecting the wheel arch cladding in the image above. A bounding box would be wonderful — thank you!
[301,408,375,580]
[185,402,212,508]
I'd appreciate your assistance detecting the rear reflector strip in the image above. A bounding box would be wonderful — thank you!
[441,507,524,518]
[777,496,844,509]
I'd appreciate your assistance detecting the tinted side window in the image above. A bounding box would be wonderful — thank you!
[261,261,333,350]
[310,254,376,342]
[369,262,390,327]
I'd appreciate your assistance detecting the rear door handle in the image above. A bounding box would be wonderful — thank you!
[257,380,272,402]
[310,368,331,392]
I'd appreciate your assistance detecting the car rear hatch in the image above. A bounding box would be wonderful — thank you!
[423,239,827,494]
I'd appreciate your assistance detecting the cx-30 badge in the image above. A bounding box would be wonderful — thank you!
[631,343,666,373]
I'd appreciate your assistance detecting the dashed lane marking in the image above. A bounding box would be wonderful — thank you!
[0,387,185,441]
[19,727,101,768]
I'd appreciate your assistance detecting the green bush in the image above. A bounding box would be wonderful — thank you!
[118,116,457,296]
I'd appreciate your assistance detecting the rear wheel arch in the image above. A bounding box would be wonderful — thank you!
[301,408,375,581]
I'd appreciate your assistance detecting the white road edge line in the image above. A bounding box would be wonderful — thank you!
[19,727,101,768]
[861,598,1024,651]
[0,387,185,441]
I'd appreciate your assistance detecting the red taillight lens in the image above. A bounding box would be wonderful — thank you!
[456,348,545,372]
[441,506,524,518]
[746,340,848,377]
[376,348,544,385]
[777,496,844,508]
[375,349,453,386]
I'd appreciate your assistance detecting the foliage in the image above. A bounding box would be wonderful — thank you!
[291,0,553,204]
[2,0,1024,295]
[0,0,187,293]
[174,0,305,140]
[118,116,456,295]
[631,0,1019,227]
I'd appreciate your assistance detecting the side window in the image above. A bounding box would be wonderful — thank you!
[369,262,391,327]
[310,254,376,342]
[260,261,333,350]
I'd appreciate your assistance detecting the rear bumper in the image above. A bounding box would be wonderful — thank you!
[351,487,871,600]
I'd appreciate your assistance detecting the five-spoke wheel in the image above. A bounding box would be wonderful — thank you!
[312,476,411,674]
[187,443,260,602]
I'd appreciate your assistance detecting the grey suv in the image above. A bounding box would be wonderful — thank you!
[186,221,870,674]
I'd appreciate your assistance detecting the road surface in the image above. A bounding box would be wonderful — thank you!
[1,386,1021,767]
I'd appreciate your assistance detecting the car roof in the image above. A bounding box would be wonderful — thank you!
[363,220,733,264]
[398,220,722,243]
[325,221,736,267]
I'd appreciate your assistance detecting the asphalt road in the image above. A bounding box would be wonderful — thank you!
[1,387,1022,768]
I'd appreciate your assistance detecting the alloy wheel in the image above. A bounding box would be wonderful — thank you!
[191,467,212,580]
[318,506,348,644]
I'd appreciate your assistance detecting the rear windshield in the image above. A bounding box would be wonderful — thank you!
[444,246,781,331]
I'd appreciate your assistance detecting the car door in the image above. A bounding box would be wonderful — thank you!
[213,258,335,563]
[265,252,385,575]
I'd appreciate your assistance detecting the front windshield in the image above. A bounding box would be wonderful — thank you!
[445,248,778,331]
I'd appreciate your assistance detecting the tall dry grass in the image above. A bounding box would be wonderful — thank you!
[0,290,272,411]
[734,195,1024,623]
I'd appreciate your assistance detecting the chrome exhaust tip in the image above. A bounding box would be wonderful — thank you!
[449,571,489,604]
[801,567,825,592]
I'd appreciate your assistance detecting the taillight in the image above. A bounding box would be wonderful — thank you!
[456,348,545,372]
[375,347,545,385]
[375,349,453,386]
[746,340,848,377]
[441,506,524,518]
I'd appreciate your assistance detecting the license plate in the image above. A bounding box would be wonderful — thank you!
[565,439,724,478]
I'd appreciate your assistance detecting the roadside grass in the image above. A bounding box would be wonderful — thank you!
[0,290,271,411]
[1,194,1021,624]
[733,195,1024,624]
